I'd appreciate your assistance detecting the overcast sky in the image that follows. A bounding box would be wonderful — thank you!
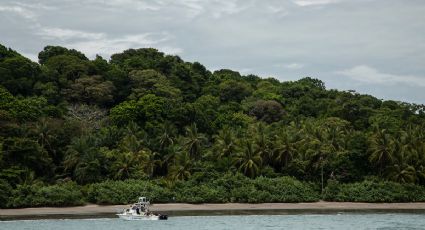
[1,0,424,103]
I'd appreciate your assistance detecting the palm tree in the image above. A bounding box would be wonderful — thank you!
[301,122,338,192]
[120,134,143,154]
[168,151,192,180]
[410,126,425,184]
[403,126,425,167]
[250,122,272,164]
[369,128,395,175]
[109,150,144,180]
[272,128,297,170]
[415,165,425,185]
[112,134,160,179]
[413,128,425,185]
[385,140,415,183]
[63,136,96,173]
[183,123,207,160]
[209,126,238,171]
[33,118,56,156]
[386,163,416,183]
[63,135,105,184]
[310,129,330,193]
[67,135,108,184]
[124,121,149,145]
[159,121,176,150]
[163,144,182,166]
[384,134,417,183]
[232,140,262,178]
[74,150,103,184]
[326,125,347,151]
[97,126,123,149]
[141,149,161,178]
[125,121,140,137]
[213,126,237,159]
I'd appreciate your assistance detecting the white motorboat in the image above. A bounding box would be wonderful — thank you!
[116,197,168,220]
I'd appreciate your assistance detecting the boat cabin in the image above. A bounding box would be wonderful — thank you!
[131,197,151,213]
[138,197,150,204]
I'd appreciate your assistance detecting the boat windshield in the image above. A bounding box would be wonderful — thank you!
[138,197,149,203]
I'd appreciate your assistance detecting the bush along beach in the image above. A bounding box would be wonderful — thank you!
[1,44,425,208]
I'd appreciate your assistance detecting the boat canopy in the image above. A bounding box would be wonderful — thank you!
[138,197,149,204]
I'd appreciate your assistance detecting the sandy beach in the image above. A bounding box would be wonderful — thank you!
[2,202,425,218]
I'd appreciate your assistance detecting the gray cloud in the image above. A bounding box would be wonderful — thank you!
[88,0,162,11]
[0,0,424,103]
[37,27,105,41]
[36,27,182,57]
[0,5,37,20]
[337,65,425,87]
[292,0,341,7]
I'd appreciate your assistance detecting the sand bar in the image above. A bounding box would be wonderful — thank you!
[2,201,425,218]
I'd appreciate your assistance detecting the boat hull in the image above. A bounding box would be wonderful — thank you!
[117,214,165,220]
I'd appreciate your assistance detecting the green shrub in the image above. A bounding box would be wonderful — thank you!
[85,175,320,205]
[175,174,320,203]
[323,179,425,202]
[7,182,84,208]
[174,182,228,203]
[86,179,174,204]
[240,176,320,203]
[0,179,12,208]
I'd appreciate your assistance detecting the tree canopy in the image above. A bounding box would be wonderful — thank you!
[1,44,425,207]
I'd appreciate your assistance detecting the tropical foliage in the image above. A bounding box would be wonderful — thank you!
[1,43,425,207]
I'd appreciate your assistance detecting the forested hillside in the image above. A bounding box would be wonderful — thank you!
[1,44,425,207]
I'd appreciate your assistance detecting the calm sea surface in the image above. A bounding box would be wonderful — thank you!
[1,214,425,230]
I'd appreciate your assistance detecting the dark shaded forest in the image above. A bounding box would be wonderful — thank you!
[1,44,425,207]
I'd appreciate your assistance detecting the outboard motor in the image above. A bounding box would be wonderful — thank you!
[159,214,168,220]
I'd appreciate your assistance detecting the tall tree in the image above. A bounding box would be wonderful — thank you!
[212,126,237,160]
[233,140,262,178]
[168,151,192,180]
[183,123,207,160]
[369,128,395,175]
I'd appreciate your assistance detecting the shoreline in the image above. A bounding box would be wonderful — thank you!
[2,202,425,220]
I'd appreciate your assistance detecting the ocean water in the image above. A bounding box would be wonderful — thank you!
[1,214,425,230]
